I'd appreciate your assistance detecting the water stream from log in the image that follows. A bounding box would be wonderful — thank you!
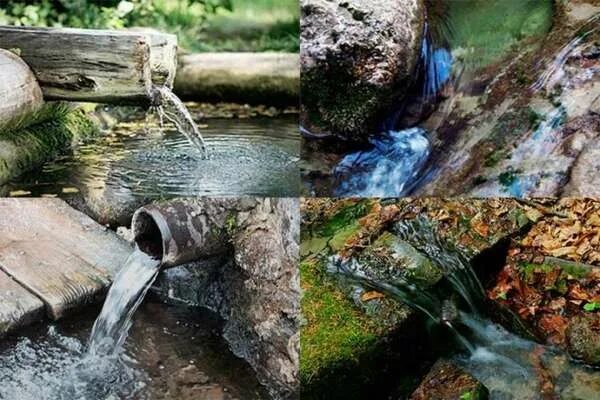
[327,218,599,399]
[150,86,207,157]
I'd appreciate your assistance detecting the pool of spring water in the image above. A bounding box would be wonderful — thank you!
[0,301,267,400]
[2,113,299,198]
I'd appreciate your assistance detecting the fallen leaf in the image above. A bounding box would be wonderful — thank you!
[549,247,577,258]
[361,291,385,302]
[568,284,590,301]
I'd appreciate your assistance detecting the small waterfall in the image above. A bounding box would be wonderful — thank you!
[88,246,161,356]
[328,255,442,323]
[421,22,454,99]
[394,217,485,312]
[531,14,599,93]
[326,218,483,350]
[331,218,486,320]
[333,128,431,197]
[326,217,599,398]
[150,85,208,157]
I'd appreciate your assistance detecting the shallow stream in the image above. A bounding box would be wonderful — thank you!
[320,0,583,197]
[328,218,600,399]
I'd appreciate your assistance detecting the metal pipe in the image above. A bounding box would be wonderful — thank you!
[131,198,248,268]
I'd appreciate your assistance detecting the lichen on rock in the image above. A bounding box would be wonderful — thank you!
[300,0,425,141]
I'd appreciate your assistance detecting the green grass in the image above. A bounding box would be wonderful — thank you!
[196,0,299,52]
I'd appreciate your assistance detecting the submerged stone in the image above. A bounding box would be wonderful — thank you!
[410,359,489,400]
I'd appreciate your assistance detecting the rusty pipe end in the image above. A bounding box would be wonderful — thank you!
[131,206,171,266]
[132,199,234,269]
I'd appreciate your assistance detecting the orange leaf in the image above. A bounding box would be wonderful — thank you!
[361,291,385,302]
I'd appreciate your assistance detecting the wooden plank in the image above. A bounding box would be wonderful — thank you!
[0,198,132,320]
[0,240,111,320]
[0,269,44,338]
[0,198,131,276]
[0,49,44,129]
[0,26,155,104]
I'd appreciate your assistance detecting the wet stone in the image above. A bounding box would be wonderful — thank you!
[359,231,443,288]
[566,314,600,366]
[410,359,489,400]
[175,365,210,385]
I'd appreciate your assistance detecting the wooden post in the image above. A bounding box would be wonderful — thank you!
[0,49,44,129]
[0,26,177,104]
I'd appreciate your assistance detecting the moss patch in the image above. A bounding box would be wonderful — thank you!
[301,258,384,384]
[0,103,98,185]
[300,257,424,399]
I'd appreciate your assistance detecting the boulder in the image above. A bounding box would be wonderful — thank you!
[151,198,300,399]
[301,0,424,141]
[563,135,600,197]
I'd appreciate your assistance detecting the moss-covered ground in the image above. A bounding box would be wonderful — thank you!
[0,103,98,185]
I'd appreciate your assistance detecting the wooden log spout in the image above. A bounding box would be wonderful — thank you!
[0,26,177,105]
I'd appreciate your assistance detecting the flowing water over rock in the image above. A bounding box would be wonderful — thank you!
[2,115,299,198]
[333,128,430,197]
[327,0,556,197]
[327,218,600,399]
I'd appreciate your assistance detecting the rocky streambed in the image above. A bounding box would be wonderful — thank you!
[300,198,600,399]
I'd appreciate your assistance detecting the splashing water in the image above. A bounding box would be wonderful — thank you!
[0,246,161,399]
[88,246,161,356]
[0,326,149,400]
[328,255,442,323]
[333,128,431,197]
[150,86,208,157]
[326,217,600,399]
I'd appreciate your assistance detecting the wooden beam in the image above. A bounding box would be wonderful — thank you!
[0,240,111,320]
[174,52,300,106]
[0,26,177,104]
[0,198,132,320]
[0,269,44,338]
[0,49,44,129]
